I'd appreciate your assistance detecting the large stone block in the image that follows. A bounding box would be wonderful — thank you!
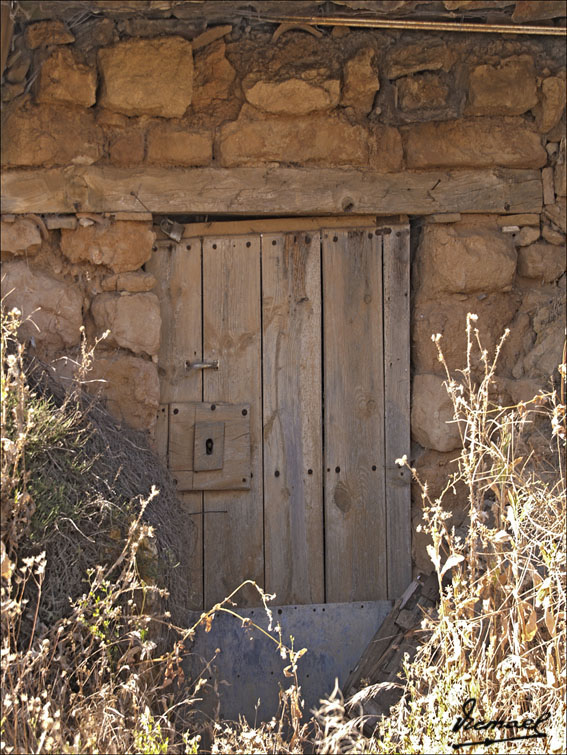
[412,290,519,375]
[5,50,31,84]
[91,292,161,357]
[521,286,566,379]
[413,448,465,508]
[1,98,103,167]
[418,223,517,294]
[411,446,468,573]
[542,224,565,245]
[96,109,130,130]
[496,214,540,227]
[192,41,236,111]
[396,73,448,111]
[512,1,567,22]
[1,261,83,350]
[109,130,145,166]
[499,311,535,379]
[25,20,74,49]
[36,47,97,108]
[191,25,232,51]
[518,242,566,282]
[2,82,26,102]
[87,354,159,432]
[386,41,455,79]
[146,123,213,166]
[60,221,155,273]
[514,226,540,247]
[546,114,566,143]
[218,107,402,170]
[534,76,566,134]
[101,271,157,293]
[556,150,566,198]
[545,199,567,233]
[243,71,340,115]
[466,55,537,116]
[444,1,515,7]
[411,374,462,452]
[340,48,379,114]
[98,37,193,117]
[404,118,546,169]
[1,218,42,255]
[495,376,547,406]
[510,284,565,379]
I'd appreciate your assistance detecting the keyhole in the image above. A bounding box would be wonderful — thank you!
[206,438,214,455]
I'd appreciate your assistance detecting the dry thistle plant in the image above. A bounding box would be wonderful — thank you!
[186,579,311,754]
[356,314,566,754]
[3,301,565,755]
[1,305,201,754]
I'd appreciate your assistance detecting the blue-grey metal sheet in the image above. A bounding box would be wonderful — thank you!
[184,600,392,724]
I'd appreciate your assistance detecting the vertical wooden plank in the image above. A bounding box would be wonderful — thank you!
[322,228,387,602]
[168,402,197,480]
[146,239,204,611]
[262,232,324,605]
[202,236,263,607]
[146,239,202,404]
[383,225,412,598]
[153,404,169,463]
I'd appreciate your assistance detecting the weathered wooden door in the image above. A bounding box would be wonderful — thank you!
[148,218,410,610]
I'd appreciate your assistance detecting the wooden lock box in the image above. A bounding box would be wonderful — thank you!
[168,402,251,490]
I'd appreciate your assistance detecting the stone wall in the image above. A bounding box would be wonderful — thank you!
[1,214,161,431]
[410,211,565,572]
[2,19,566,171]
[1,12,565,573]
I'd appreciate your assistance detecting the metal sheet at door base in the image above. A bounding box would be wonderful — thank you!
[184,600,392,724]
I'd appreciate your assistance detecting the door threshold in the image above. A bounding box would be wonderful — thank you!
[184,599,393,724]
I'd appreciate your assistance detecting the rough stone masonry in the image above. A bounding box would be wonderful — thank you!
[1,2,565,574]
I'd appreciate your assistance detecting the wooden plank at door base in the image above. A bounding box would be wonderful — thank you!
[146,241,204,611]
[202,235,264,607]
[323,228,387,602]
[262,232,324,605]
[383,225,412,598]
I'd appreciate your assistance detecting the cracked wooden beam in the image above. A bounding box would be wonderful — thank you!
[1,166,542,215]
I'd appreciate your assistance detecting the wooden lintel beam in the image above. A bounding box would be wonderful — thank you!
[1,166,542,216]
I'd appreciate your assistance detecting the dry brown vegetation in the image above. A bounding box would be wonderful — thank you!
[351,316,566,754]
[201,315,566,755]
[1,306,201,754]
[1,307,565,754]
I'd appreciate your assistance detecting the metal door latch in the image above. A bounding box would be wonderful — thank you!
[185,359,219,371]
[160,217,184,242]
